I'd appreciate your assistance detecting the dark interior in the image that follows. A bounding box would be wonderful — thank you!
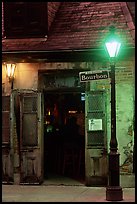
[44,91,85,182]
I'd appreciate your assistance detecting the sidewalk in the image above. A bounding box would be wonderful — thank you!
[2,185,135,202]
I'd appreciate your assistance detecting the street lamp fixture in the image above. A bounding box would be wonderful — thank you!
[5,63,16,89]
[105,26,123,201]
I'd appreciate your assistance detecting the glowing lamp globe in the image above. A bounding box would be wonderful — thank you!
[105,26,121,58]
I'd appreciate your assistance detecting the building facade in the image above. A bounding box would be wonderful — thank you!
[2,2,135,187]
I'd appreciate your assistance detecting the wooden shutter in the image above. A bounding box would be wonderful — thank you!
[86,91,106,147]
[85,90,108,186]
[2,96,10,144]
[20,92,44,184]
[2,96,14,184]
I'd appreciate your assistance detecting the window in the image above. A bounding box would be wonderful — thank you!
[4,2,48,38]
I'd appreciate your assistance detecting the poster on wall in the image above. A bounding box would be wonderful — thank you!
[88,119,103,131]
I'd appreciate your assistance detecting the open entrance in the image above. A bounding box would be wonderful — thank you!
[43,90,85,185]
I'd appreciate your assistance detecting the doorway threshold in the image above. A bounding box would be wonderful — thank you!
[42,173,85,186]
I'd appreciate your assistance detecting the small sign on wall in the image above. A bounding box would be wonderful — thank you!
[79,70,110,82]
[88,119,103,131]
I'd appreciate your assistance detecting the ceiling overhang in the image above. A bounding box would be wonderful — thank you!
[2,47,135,63]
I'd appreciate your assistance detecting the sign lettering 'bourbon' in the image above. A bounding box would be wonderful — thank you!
[79,70,110,82]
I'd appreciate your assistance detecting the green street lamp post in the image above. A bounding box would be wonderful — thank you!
[105,26,123,201]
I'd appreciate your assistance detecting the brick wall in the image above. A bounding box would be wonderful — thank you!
[47,2,61,31]
[88,60,134,90]
[89,60,134,170]
[2,60,135,170]
[2,60,134,94]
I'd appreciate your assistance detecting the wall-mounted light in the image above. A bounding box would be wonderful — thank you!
[5,63,16,89]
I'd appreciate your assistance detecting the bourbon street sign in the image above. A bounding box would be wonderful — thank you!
[79,70,110,82]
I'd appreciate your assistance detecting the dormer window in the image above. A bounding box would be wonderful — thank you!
[4,2,48,39]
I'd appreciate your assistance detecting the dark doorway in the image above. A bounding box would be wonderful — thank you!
[43,91,85,184]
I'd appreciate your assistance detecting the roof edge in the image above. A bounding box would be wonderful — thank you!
[2,47,135,63]
[2,46,135,55]
[120,2,135,42]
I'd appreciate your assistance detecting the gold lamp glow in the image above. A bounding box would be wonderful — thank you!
[5,63,16,82]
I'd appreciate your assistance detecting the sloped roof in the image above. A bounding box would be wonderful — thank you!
[126,2,135,23]
[2,2,135,53]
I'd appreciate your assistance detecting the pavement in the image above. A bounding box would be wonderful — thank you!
[2,184,135,202]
